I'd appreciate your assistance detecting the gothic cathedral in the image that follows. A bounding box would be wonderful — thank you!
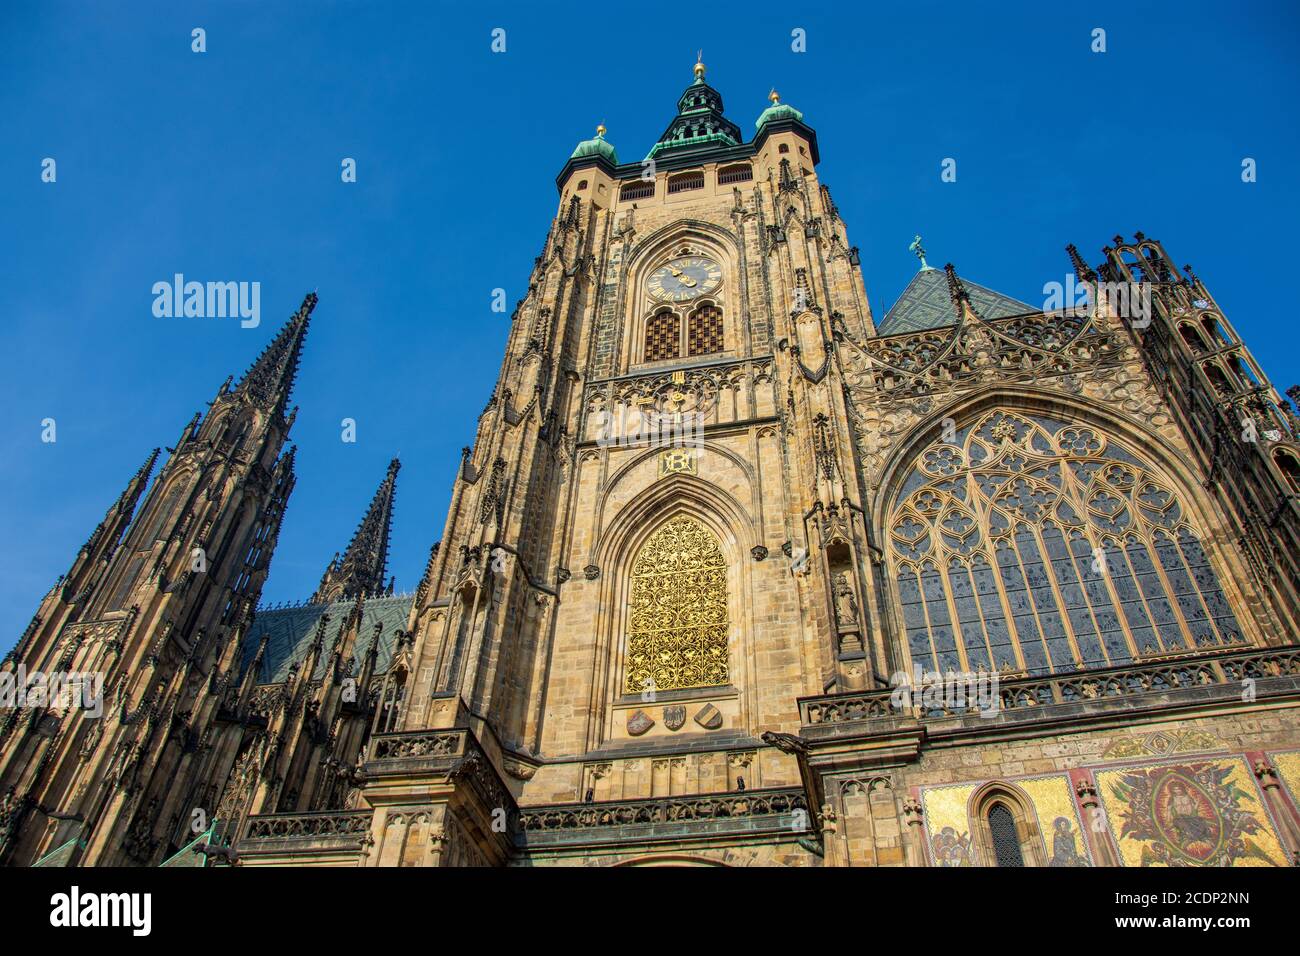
[4,62,1300,868]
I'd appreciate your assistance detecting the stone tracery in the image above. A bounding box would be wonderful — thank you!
[887,408,1245,675]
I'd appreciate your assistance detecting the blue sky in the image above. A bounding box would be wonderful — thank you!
[2,1,1297,650]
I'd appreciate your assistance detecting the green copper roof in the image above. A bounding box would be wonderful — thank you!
[555,67,820,186]
[33,833,86,866]
[570,130,618,164]
[241,593,413,683]
[159,821,217,867]
[876,268,1036,336]
[755,100,804,131]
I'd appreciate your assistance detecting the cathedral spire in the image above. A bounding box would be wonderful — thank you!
[646,59,742,162]
[117,446,160,515]
[235,292,316,414]
[311,458,400,605]
[79,446,161,557]
[944,262,967,308]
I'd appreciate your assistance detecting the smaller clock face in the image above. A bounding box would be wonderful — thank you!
[648,256,722,303]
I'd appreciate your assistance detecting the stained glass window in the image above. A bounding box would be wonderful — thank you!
[624,515,729,694]
[887,409,1245,675]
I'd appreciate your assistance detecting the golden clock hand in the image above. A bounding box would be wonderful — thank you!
[665,265,696,287]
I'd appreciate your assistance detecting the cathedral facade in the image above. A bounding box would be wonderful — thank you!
[3,62,1300,868]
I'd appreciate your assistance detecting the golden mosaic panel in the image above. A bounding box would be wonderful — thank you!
[921,773,1086,866]
[921,784,976,866]
[1271,750,1300,810]
[1101,728,1227,760]
[1096,757,1286,867]
[1019,775,1090,866]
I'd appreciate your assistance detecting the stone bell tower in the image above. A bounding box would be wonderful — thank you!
[377,59,876,865]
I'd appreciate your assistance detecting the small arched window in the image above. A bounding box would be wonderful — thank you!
[778,143,790,154]
[667,171,705,194]
[987,803,1025,867]
[1274,450,1300,492]
[1201,314,1231,346]
[1231,356,1260,388]
[717,164,753,185]
[644,309,681,361]
[1204,362,1234,397]
[376,668,407,734]
[1178,323,1208,353]
[621,180,656,202]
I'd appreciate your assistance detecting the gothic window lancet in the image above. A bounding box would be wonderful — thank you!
[987,803,1025,867]
[623,514,729,694]
[887,409,1245,677]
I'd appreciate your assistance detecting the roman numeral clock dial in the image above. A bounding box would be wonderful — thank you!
[648,256,722,302]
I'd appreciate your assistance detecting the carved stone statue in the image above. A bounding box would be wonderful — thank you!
[833,571,859,626]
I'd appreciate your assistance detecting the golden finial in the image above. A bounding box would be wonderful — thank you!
[694,49,705,78]
[596,121,606,138]
[769,88,780,104]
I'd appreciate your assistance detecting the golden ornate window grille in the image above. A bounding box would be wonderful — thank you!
[687,303,724,356]
[644,309,681,361]
[623,515,729,694]
[887,409,1245,676]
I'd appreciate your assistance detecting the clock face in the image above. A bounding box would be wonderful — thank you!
[647,256,722,303]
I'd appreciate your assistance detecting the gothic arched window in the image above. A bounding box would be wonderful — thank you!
[887,409,1244,676]
[624,515,729,694]
[1178,322,1208,353]
[644,309,681,362]
[987,804,1025,867]
[1204,363,1234,398]
[140,483,185,547]
[687,303,724,357]
[1274,449,1300,492]
[374,667,407,734]
[1201,313,1231,346]
[107,555,143,611]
